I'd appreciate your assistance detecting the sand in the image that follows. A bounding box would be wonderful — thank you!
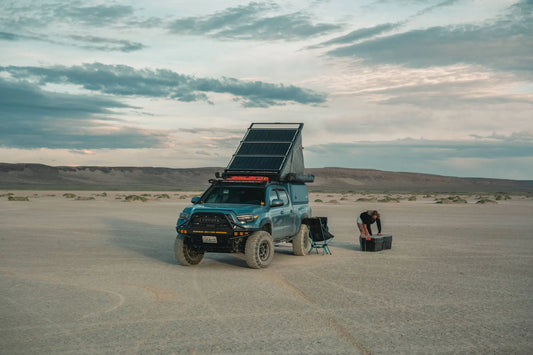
[1,191,532,354]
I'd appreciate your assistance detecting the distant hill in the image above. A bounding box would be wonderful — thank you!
[1,163,532,192]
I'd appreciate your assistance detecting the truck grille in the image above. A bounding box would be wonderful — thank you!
[188,213,232,230]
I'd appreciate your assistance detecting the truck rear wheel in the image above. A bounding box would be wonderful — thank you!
[174,234,204,266]
[245,231,274,269]
[292,224,310,256]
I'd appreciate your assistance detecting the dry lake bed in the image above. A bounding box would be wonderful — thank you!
[1,191,532,354]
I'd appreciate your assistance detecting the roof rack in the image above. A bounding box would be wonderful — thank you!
[222,123,313,183]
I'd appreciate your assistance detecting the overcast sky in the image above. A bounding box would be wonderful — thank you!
[1,0,532,179]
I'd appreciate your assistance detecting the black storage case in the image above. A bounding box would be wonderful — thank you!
[360,234,392,252]
[360,235,383,252]
[382,235,393,250]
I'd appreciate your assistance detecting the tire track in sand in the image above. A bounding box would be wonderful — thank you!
[262,269,371,355]
[1,269,126,320]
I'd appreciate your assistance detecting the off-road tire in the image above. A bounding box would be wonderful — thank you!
[292,223,311,256]
[174,234,204,266]
[245,231,274,269]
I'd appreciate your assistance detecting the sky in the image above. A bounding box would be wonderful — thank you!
[0,0,532,179]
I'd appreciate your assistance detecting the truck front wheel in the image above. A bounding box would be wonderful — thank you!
[292,224,311,256]
[245,231,274,269]
[174,234,204,266]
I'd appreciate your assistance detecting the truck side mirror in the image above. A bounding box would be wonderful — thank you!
[191,197,200,204]
[270,199,284,207]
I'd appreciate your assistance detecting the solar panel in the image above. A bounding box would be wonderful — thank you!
[224,123,305,180]
[228,156,285,171]
[244,129,297,142]
[236,142,291,156]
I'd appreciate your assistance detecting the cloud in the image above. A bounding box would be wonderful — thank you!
[305,136,533,179]
[328,0,533,74]
[66,35,145,52]
[168,2,343,40]
[0,30,145,52]
[311,23,400,48]
[0,31,18,40]
[0,78,167,149]
[0,63,326,107]
[410,0,460,16]
[365,79,533,107]
[0,3,145,52]
[0,2,135,28]
[49,4,135,26]
[311,0,459,49]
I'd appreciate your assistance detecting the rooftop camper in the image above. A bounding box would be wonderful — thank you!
[174,123,315,268]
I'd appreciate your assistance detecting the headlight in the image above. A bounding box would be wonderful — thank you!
[179,212,190,220]
[236,214,257,223]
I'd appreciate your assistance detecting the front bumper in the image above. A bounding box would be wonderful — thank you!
[176,227,260,253]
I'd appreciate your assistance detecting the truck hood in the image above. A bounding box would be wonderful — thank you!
[190,203,264,215]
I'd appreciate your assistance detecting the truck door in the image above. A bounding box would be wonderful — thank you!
[268,188,284,239]
[268,188,292,239]
[275,188,295,237]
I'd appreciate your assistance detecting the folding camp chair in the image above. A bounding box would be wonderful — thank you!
[305,217,334,255]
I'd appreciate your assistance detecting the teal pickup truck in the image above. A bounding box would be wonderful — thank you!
[174,123,315,268]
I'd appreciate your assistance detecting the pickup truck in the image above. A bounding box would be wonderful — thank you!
[175,177,312,268]
[174,122,314,268]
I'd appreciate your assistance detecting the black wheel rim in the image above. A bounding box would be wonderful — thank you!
[259,240,270,261]
[184,240,200,257]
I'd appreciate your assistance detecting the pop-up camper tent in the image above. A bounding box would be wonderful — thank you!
[222,123,314,183]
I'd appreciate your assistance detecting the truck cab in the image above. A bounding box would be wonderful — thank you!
[174,123,314,268]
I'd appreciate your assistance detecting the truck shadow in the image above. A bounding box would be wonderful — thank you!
[330,241,362,251]
[103,217,260,268]
[103,217,177,265]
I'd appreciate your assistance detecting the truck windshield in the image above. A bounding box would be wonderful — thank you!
[203,186,265,205]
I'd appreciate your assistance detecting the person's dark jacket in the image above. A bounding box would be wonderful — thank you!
[359,212,381,235]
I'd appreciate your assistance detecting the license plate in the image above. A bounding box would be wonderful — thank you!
[202,236,217,244]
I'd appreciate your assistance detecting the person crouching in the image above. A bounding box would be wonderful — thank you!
[357,210,381,248]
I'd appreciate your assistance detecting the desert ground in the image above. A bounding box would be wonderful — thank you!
[1,191,532,354]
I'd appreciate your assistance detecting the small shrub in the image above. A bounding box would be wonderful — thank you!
[340,197,347,201]
[125,195,147,202]
[8,196,29,201]
[378,196,400,203]
[155,194,170,199]
[141,193,152,197]
[63,193,76,198]
[179,195,187,199]
[95,192,107,197]
[328,199,339,204]
[76,196,95,201]
[476,199,497,204]
[314,199,323,203]
[408,195,417,201]
[356,197,376,202]
[435,195,467,204]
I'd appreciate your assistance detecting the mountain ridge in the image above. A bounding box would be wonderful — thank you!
[1,163,532,192]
